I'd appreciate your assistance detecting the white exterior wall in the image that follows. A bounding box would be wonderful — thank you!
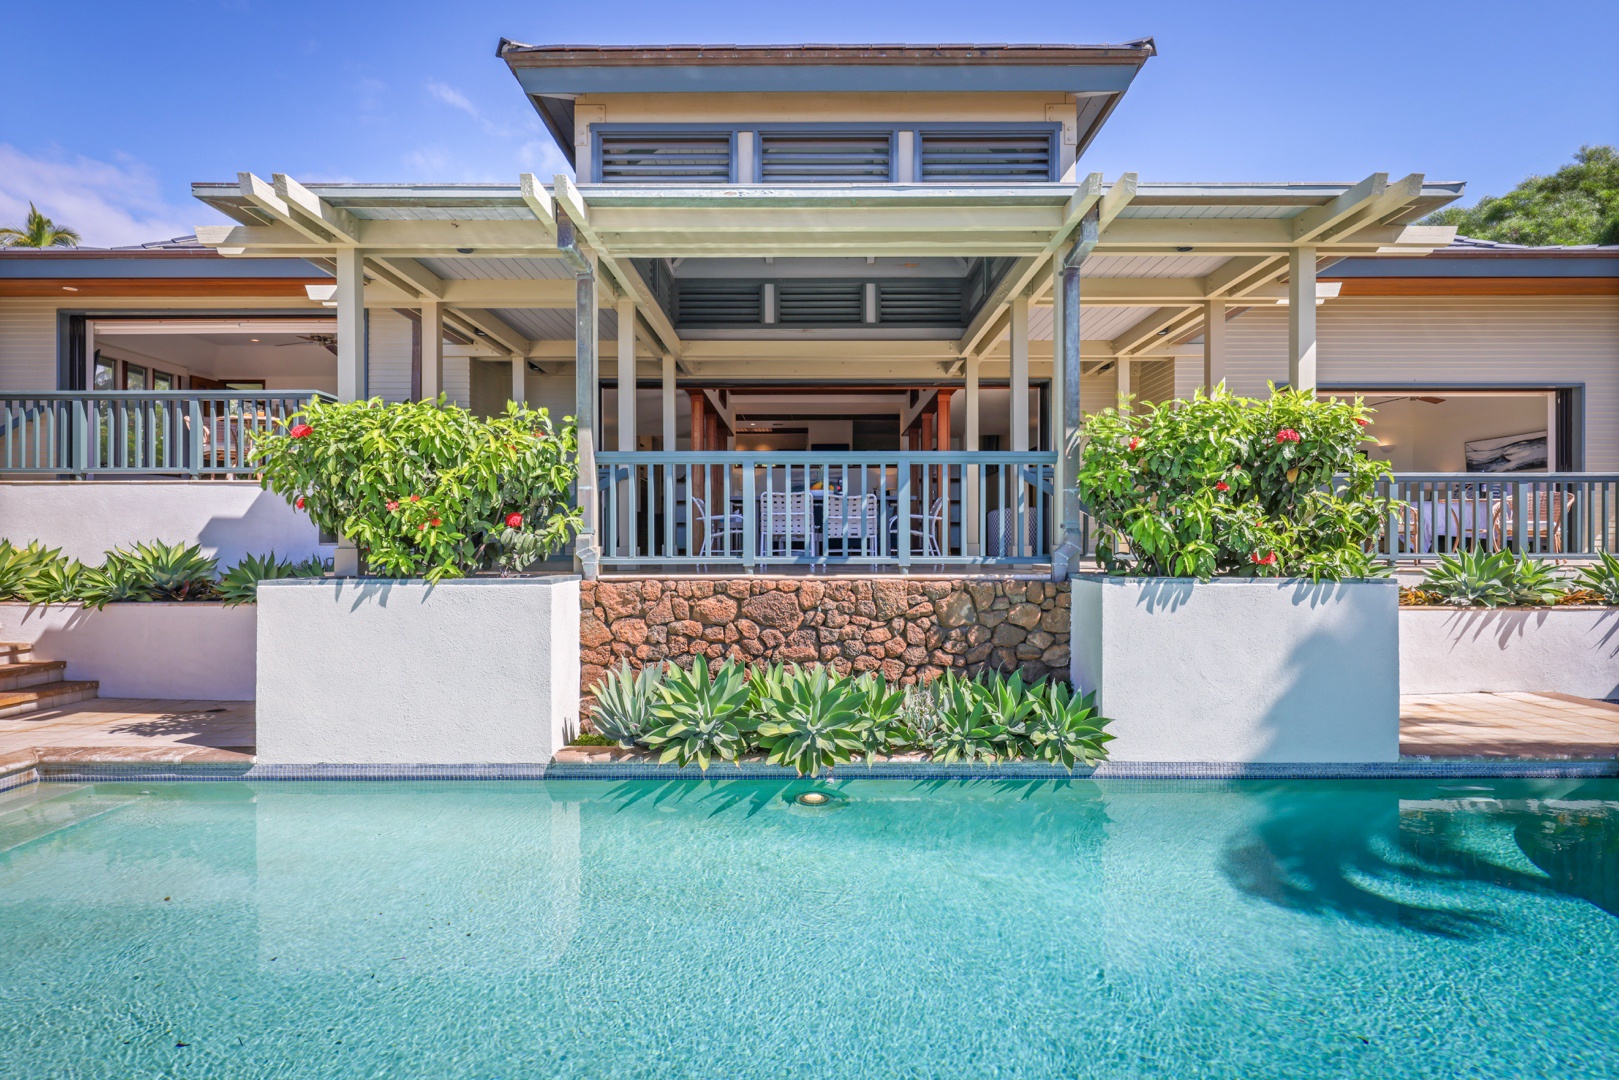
[0,300,59,392]
[0,480,331,567]
[0,602,257,699]
[255,577,580,765]
[1401,607,1619,699]
[366,308,415,403]
[1220,297,1619,469]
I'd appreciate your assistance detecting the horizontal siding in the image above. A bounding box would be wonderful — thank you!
[1133,358,1175,406]
[0,300,60,393]
[367,310,415,404]
[1223,297,1619,470]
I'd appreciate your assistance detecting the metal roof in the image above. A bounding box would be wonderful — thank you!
[496,41,1158,65]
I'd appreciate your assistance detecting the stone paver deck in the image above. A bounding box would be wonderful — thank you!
[2,693,1614,769]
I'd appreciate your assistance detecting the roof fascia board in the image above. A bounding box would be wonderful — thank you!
[513,63,1142,96]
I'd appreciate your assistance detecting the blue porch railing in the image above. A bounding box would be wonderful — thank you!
[1374,472,1619,561]
[0,391,335,477]
[596,450,1064,570]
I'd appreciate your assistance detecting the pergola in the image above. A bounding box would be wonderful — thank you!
[193,170,1461,571]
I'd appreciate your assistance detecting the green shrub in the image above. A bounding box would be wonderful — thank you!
[1573,552,1619,604]
[1076,386,1392,580]
[0,540,69,601]
[1424,550,1567,607]
[754,665,868,776]
[643,656,754,770]
[254,397,581,581]
[217,552,328,606]
[925,672,1016,764]
[587,661,664,747]
[850,672,913,762]
[19,558,83,604]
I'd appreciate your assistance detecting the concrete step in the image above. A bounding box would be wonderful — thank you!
[0,643,34,666]
[0,660,67,693]
[0,681,99,720]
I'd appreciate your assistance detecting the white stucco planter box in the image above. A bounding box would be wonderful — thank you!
[254,576,581,766]
[0,602,257,699]
[1069,576,1400,763]
[1400,606,1619,699]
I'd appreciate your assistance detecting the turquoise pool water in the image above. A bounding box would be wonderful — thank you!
[1,777,1616,1079]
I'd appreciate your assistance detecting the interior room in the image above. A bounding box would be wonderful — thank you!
[89,319,339,395]
[1324,390,1558,473]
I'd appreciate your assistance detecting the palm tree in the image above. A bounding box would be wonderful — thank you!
[0,204,81,248]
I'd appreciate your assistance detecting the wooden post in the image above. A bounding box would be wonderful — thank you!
[1010,293,1030,453]
[333,247,366,575]
[615,300,637,558]
[1289,247,1318,392]
[510,356,526,406]
[1117,355,1132,412]
[420,300,443,403]
[966,357,981,555]
[572,266,599,578]
[688,390,706,556]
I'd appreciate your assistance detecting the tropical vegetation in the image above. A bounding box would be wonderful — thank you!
[1075,385,1393,581]
[586,659,1113,776]
[1404,548,1619,608]
[0,538,326,607]
[253,397,581,581]
[1421,145,1619,247]
[0,203,81,248]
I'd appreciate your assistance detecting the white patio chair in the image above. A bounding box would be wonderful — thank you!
[823,492,879,557]
[689,495,744,557]
[761,490,816,555]
[906,497,946,557]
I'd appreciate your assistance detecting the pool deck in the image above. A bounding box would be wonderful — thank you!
[0,693,1616,772]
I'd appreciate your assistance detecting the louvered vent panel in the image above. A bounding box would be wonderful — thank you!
[599,132,732,184]
[675,281,762,326]
[918,130,1053,182]
[878,280,965,327]
[777,281,865,326]
[759,131,892,183]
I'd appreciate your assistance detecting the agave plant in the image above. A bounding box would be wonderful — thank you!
[926,672,1013,765]
[973,669,1041,753]
[588,661,664,747]
[849,672,913,763]
[0,540,67,601]
[18,557,83,604]
[1423,549,1515,608]
[643,655,754,770]
[1499,554,1568,606]
[1573,551,1619,605]
[754,665,869,777]
[217,552,327,606]
[1027,682,1114,769]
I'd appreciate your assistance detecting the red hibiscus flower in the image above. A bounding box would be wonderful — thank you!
[418,523,427,531]
[1249,551,1278,566]
[1215,481,1229,492]
[386,500,399,512]
[289,423,313,439]
[1126,436,1143,451]
[409,495,421,503]
[430,517,442,527]
[1275,428,1301,444]
[1353,417,1369,426]
[295,496,305,509]
[505,512,523,528]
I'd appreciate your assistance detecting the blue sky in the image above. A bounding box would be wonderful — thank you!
[2,0,1615,245]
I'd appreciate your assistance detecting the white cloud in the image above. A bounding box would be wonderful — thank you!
[0,145,193,247]
[426,81,478,118]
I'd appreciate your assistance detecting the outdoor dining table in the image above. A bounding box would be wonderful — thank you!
[1416,495,1495,552]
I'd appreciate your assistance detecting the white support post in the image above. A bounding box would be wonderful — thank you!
[420,300,444,403]
[1116,355,1132,412]
[965,354,981,555]
[334,247,366,403]
[333,246,366,576]
[1047,255,1065,549]
[616,298,638,558]
[1202,298,1226,394]
[1054,208,1098,579]
[510,356,526,406]
[1010,294,1030,452]
[572,261,600,579]
[661,354,676,450]
[1289,247,1318,392]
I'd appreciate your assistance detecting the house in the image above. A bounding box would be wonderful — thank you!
[3,42,1616,580]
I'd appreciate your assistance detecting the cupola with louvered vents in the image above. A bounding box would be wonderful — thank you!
[758,131,893,183]
[598,132,733,184]
[918,130,1055,182]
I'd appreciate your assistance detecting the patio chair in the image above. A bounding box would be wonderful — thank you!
[906,497,947,557]
[689,496,744,557]
[761,490,816,555]
[984,505,1041,557]
[1491,488,1571,552]
[823,492,880,557]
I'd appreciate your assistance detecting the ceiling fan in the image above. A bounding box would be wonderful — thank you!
[275,333,338,355]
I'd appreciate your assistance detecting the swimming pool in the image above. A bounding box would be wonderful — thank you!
[1,777,1615,1078]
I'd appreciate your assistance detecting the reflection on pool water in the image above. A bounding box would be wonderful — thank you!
[1,777,1616,1079]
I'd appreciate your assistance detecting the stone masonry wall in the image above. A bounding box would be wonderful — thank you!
[579,577,1071,695]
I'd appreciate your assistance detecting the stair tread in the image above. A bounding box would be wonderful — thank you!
[0,681,99,708]
[0,660,66,677]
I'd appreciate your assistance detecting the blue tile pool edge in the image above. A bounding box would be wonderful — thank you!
[4,757,1617,790]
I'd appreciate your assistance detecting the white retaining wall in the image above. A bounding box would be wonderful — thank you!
[0,602,257,699]
[1070,576,1401,763]
[254,577,580,765]
[1401,607,1619,699]
[0,480,332,568]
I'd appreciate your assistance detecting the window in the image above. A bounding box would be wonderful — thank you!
[758,131,893,183]
[598,132,732,184]
[93,355,116,391]
[123,364,147,391]
[152,371,174,392]
[918,129,1056,182]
